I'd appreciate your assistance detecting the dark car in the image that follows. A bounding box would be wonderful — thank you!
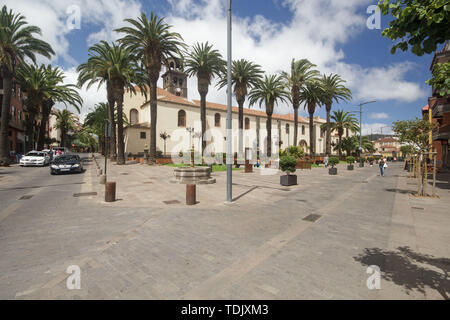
[50,155,83,175]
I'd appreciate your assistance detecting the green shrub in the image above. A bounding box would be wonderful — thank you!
[287,146,305,159]
[178,151,184,158]
[373,156,380,161]
[346,156,355,164]
[279,149,288,158]
[328,157,339,168]
[369,156,375,162]
[279,156,297,175]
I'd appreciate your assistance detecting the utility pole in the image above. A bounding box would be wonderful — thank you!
[226,0,233,203]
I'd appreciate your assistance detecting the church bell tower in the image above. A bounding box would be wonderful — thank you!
[162,58,188,98]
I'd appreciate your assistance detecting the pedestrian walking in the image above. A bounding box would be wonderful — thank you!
[379,158,387,176]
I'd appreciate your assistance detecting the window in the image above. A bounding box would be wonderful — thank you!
[178,110,186,127]
[130,109,139,125]
[302,125,305,135]
[215,113,221,127]
[285,124,290,134]
[245,117,250,130]
[140,132,146,139]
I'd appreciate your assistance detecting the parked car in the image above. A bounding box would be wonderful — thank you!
[50,155,83,175]
[19,151,51,167]
[52,147,68,158]
[42,149,53,160]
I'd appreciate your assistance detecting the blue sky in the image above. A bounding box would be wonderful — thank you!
[4,0,439,135]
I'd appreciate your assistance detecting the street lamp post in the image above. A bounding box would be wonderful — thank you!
[356,100,376,168]
[226,0,232,203]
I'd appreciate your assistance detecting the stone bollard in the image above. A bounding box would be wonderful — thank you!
[99,174,106,184]
[186,184,196,205]
[105,181,116,202]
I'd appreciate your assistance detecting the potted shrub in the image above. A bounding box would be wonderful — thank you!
[328,157,339,175]
[346,156,355,170]
[280,155,298,186]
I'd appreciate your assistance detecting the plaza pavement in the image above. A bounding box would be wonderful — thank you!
[0,155,449,299]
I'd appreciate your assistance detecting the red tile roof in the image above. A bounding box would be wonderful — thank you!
[131,86,314,123]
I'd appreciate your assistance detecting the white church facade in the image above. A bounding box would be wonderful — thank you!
[122,62,345,158]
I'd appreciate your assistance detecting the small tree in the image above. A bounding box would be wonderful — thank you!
[286,146,305,159]
[392,118,435,196]
[328,157,339,168]
[346,156,355,164]
[159,131,171,156]
[279,155,297,176]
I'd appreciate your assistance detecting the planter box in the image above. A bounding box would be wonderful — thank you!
[329,167,338,175]
[280,174,297,186]
[347,164,354,171]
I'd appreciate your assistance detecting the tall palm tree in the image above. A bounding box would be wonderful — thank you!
[37,65,82,150]
[116,12,185,164]
[248,74,290,157]
[327,109,360,159]
[84,102,128,155]
[77,41,145,165]
[0,5,54,164]
[184,42,225,157]
[299,79,325,157]
[53,109,77,148]
[320,74,352,156]
[84,102,109,155]
[281,59,318,147]
[218,59,263,158]
[15,63,81,152]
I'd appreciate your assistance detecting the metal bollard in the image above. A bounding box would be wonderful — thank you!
[105,181,116,202]
[186,184,196,205]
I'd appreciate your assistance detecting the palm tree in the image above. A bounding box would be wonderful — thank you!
[281,59,318,147]
[299,79,325,157]
[248,75,290,157]
[184,42,225,157]
[320,74,352,156]
[218,59,263,158]
[159,131,170,156]
[37,65,82,150]
[84,102,128,155]
[53,109,77,148]
[327,110,360,159]
[14,63,81,152]
[0,5,54,164]
[116,12,186,164]
[84,102,109,155]
[78,41,145,165]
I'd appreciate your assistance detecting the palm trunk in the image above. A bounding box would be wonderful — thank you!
[0,69,13,165]
[116,90,125,165]
[308,103,315,158]
[200,92,207,158]
[149,78,158,165]
[238,99,244,159]
[267,114,272,157]
[107,86,117,160]
[326,104,331,156]
[294,107,299,147]
[61,126,66,148]
[37,102,53,150]
[25,111,37,152]
[338,135,343,159]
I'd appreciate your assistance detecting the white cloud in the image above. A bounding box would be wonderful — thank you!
[3,0,427,118]
[164,0,426,113]
[3,0,142,64]
[362,123,393,136]
[369,112,389,120]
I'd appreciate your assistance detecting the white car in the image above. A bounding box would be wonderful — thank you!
[20,151,51,167]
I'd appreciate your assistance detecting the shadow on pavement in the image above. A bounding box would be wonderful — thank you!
[354,246,450,300]
[385,188,414,195]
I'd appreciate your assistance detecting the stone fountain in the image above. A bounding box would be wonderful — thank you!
[171,148,216,205]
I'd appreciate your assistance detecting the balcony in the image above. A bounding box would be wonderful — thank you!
[433,124,450,142]
[431,97,450,119]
